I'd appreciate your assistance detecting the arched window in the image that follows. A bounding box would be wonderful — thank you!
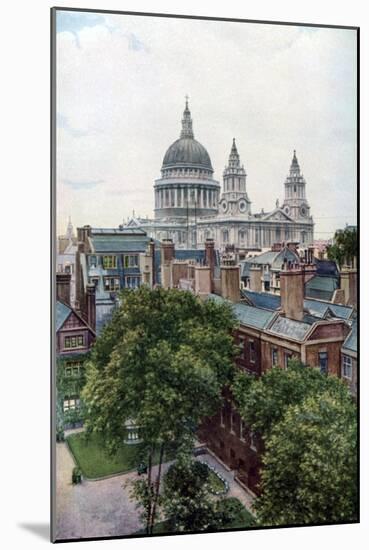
[223,230,229,243]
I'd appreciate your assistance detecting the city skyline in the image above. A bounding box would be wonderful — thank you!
[56,11,357,238]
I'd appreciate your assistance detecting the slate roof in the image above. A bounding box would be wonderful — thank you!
[303,298,353,320]
[242,289,281,310]
[342,320,357,354]
[91,235,151,253]
[305,275,338,301]
[208,294,275,329]
[268,316,311,341]
[243,289,354,321]
[240,247,300,278]
[174,249,207,263]
[314,258,339,278]
[56,301,72,331]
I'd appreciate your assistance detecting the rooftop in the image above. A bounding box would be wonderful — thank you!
[342,320,357,354]
[267,315,311,341]
[56,300,72,332]
[208,293,276,329]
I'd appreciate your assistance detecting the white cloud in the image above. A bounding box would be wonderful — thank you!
[56,12,357,238]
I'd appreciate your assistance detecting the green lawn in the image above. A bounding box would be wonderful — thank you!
[207,468,227,494]
[67,432,157,478]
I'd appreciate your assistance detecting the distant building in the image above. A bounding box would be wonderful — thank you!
[124,100,314,251]
[75,226,159,333]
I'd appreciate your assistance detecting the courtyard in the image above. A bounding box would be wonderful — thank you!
[55,430,255,540]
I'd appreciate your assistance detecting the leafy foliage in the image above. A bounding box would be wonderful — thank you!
[327,227,357,268]
[82,286,238,533]
[255,392,357,525]
[233,360,357,525]
[162,460,249,532]
[232,359,352,438]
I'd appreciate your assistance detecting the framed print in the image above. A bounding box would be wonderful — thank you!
[51,7,359,543]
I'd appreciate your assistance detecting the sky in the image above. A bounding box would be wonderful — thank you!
[55,10,357,239]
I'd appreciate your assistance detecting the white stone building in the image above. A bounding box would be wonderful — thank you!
[125,100,314,251]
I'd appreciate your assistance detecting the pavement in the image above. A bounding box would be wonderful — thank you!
[55,433,254,540]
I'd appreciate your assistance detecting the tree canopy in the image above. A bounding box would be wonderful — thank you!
[232,359,352,438]
[327,227,357,268]
[82,286,238,532]
[232,361,357,525]
[255,392,357,525]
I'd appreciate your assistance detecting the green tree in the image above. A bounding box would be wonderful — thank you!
[232,359,351,437]
[255,392,357,525]
[162,460,245,532]
[82,286,237,534]
[327,227,357,268]
[232,361,357,525]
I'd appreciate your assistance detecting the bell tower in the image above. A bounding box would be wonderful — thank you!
[281,150,311,220]
[219,139,251,216]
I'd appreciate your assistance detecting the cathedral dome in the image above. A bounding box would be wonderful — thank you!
[162,137,213,170]
[161,99,213,172]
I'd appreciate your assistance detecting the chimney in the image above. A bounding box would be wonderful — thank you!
[221,260,240,302]
[56,272,71,306]
[86,283,96,331]
[280,263,304,321]
[160,239,175,289]
[340,268,357,308]
[149,239,156,286]
[249,265,262,292]
[205,239,215,292]
[195,266,211,297]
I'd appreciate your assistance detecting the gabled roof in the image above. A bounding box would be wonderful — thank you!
[56,301,72,331]
[267,316,311,342]
[208,293,276,330]
[243,289,354,321]
[304,298,353,320]
[342,320,357,354]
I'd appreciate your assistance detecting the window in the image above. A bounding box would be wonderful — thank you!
[230,411,236,435]
[102,255,117,269]
[65,361,82,377]
[104,277,120,292]
[220,407,225,428]
[342,355,352,380]
[249,340,256,363]
[240,420,247,441]
[222,230,229,243]
[284,352,292,369]
[64,335,84,349]
[63,396,80,412]
[89,255,97,267]
[123,254,139,268]
[125,276,141,289]
[318,352,328,375]
[250,430,257,451]
[272,348,278,366]
[238,335,245,357]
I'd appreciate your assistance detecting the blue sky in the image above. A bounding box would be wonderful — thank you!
[56,10,357,238]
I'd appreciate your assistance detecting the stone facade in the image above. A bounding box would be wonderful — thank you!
[127,100,314,252]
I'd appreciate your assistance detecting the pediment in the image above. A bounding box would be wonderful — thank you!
[262,208,294,222]
[126,218,140,227]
